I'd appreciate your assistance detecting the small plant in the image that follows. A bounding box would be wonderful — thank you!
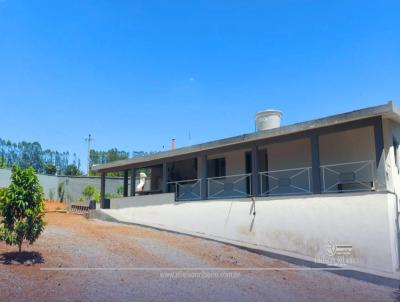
[116,185,124,196]
[93,190,100,203]
[0,166,46,253]
[82,185,96,201]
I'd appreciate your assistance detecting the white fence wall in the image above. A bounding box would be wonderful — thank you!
[0,168,123,204]
[95,192,399,278]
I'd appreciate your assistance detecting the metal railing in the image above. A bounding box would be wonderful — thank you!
[207,173,252,199]
[168,179,202,201]
[259,167,312,196]
[320,160,376,193]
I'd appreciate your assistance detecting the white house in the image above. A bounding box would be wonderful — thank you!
[92,101,400,279]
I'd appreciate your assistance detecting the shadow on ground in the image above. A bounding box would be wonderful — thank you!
[0,251,44,265]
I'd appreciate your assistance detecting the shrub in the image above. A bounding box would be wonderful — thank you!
[0,166,46,253]
[93,190,100,203]
[116,185,124,196]
[82,185,96,201]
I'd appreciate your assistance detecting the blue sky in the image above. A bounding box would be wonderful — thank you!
[0,0,399,172]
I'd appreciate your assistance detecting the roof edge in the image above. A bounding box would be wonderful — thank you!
[92,101,396,172]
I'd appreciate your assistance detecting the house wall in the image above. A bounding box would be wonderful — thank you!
[257,138,312,195]
[381,118,400,271]
[261,138,312,171]
[383,118,400,194]
[168,158,198,181]
[207,149,249,197]
[208,149,248,175]
[94,192,399,278]
[319,126,376,165]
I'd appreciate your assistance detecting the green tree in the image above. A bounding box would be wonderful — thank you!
[62,164,81,176]
[44,163,57,175]
[0,166,46,253]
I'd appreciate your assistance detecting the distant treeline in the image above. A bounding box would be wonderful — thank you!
[0,138,78,175]
[89,149,158,176]
[0,138,158,176]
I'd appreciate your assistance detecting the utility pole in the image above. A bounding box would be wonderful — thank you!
[84,134,93,176]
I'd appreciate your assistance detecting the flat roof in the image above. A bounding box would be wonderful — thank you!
[93,101,400,172]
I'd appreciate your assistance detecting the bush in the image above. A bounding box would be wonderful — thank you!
[0,166,46,253]
[82,185,96,201]
[116,185,124,196]
[93,190,100,203]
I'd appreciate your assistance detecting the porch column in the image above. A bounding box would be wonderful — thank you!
[374,117,387,191]
[200,153,208,200]
[130,168,136,196]
[310,134,321,194]
[123,170,129,197]
[162,162,168,193]
[251,145,259,196]
[100,172,106,209]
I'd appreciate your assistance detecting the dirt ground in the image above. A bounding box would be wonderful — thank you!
[0,213,398,302]
[44,201,67,212]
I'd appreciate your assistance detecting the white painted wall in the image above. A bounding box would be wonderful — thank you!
[111,193,175,209]
[98,192,399,278]
[381,118,400,270]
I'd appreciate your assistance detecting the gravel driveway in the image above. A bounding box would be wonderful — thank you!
[0,213,398,302]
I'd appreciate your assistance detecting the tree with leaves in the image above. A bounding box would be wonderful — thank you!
[0,166,46,253]
[44,163,57,175]
[62,164,81,176]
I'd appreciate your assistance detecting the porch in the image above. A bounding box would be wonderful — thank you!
[99,116,385,206]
